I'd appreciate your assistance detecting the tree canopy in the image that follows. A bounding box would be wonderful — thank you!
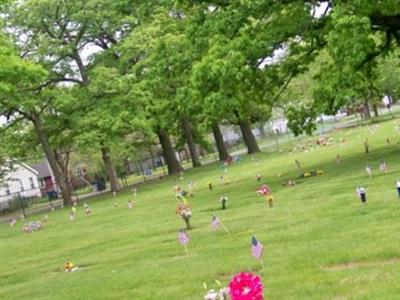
[1,0,399,198]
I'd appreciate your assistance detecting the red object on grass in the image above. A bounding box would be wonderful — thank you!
[229,272,264,300]
[257,185,270,196]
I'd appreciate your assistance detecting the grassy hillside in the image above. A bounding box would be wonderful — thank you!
[1,118,399,300]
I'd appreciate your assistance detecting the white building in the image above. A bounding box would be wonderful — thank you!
[0,160,42,202]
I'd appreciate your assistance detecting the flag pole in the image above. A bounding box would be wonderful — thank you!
[260,259,265,270]
[220,220,231,234]
[184,244,188,255]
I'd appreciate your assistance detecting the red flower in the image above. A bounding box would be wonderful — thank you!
[228,272,264,300]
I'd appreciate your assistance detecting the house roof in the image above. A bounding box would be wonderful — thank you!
[6,159,39,175]
[19,161,39,175]
[31,161,52,179]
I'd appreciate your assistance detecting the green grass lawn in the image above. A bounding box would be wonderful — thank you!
[1,118,400,300]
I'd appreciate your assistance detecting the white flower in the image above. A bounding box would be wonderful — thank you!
[218,287,229,299]
[204,287,229,300]
[204,289,218,300]
[219,196,228,203]
[181,208,192,218]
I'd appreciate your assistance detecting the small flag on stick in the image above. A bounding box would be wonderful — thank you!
[178,229,190,255]
[356,187,367,204]
[365,166,372,178]
[379,161,388,175]
[211,215,220,231]
[211,215,230,234]
[251,236,264,259]
[251,235,265,269]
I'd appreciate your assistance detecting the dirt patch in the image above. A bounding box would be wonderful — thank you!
[323,258,400,271]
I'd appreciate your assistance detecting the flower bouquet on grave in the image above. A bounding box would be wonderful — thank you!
[204,287,229,300]
[84,203,91,215]
[282,180,296,187]
[300,170,324,178]
[176,203,192,230]
[219,196,228,210]
[257,185,274,207]
[64,261,79,273]
[256,185,270,197]
[229,272,264,300]
[203,272,264,300]
[23,221,42,233]
[266,195,274,207]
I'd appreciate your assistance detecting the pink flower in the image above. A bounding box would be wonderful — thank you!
[228,272,263,300]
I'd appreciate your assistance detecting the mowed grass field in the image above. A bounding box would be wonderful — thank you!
[1,118,400,300]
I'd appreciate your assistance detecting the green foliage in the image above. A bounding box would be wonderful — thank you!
[72,66,152,160]
[2,0,400,163]
[286,103,316,136]
[0,30,48,156]
[376,50,400,99]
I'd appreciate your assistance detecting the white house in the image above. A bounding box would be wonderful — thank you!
[32,159,58,195]
[0,160,42,202]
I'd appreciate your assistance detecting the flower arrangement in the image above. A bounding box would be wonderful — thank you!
[84,203,91,215]
[64,261,79,273]
[204,287,230,300]
[219,196,229,202]
[301,170,324,178]
[257,185,270,196]
[64,261,74,272]
[229,272,264,300]
[219,196,229,210]
[203,281,229,300]
[181,207,192,219]
[176,203,192,229]
[266,195,274,207]
[203,273,263,300]
[23,221,42,233]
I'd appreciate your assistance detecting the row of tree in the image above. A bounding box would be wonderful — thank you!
[1,0,399,205]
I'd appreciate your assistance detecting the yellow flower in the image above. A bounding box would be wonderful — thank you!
[317,170,324,175]
[64,262,74,270]
[304,172,311,177]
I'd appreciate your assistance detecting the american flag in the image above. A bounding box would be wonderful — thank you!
[211,215,220,231]
[251,236,264,259]
[178,230,189,245]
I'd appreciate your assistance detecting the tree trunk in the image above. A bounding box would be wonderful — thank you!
[372,104,379,117]
[157,129,182,174]
[31,113,72,205]
[101,147,121,193]
[55,150,71,183]
[239,120,261,154]
[212,123,231,161]
[178,151,184,163]
[183,147,190,163]
[363,101,371,119]
[182,119,201,167]
[54,150,75,198]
